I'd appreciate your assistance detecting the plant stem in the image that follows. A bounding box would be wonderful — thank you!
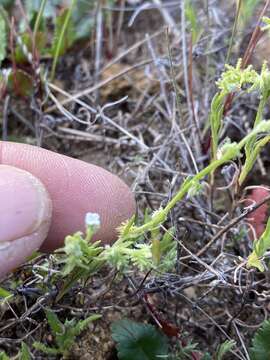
[50,0,77,81]
[33,0,47,46]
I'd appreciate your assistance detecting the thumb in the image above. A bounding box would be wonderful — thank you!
[0,165,52,278]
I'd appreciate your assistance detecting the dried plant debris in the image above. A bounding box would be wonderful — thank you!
[2,0,270,359]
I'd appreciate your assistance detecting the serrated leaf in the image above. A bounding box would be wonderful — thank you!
[19,342,31,360]
[73,314,102,336]
[216,340,236,360]
[250,320,270,360]
[0,9,7,65]
[33,342,59,355]
[111,319,169,360]
[45,309,64,335]
[0,352,9,360]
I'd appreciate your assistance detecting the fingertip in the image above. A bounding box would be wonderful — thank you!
[1,141,136,251]
[0,165,52,278]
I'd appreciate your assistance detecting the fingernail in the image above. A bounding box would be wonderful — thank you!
[0,165,52,243]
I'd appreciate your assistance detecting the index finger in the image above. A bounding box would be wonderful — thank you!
[0,141,136,251]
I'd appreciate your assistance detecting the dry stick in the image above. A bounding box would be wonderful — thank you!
[102,28,164,72]
[115,0,125,46]
[174,291,245,360]
[166,28,199,174]
[180,194,270,261]
[188,37,202,147]
[146,34,171,116]
[45,58,157,113]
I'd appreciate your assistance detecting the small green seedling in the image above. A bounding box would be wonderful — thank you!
[202,340,236,360]
[33,309,101,357]
[0,342,31,360]
[247,217,270,271]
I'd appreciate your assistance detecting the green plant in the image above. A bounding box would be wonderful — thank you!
[249,319,270,360]
[0,8,7,65]
[0,342,31,360]
[0,353,9,360]
[247,216,270,271]
[111,318,169,360]
[173,340,198,359]
[185,0,202,44]
[216,340,236,360]
[0,0,97,96]
[239,0,263,29]
[50,0,77,80]
[33,309,101,357]
[19,342,32,360]
[201,340,236,360]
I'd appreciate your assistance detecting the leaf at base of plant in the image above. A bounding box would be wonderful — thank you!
[111,318,169,360]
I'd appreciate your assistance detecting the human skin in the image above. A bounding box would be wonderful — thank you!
[0,141,136,277]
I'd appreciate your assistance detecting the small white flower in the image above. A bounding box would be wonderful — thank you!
[85,212,101,228]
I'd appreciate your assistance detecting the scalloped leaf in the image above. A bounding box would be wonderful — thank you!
[250,320,270,360]
[111,319,169,360]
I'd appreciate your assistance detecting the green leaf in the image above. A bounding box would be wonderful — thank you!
[45,309,64,335]
[15,32,46,63]
[19,342,31,360]
[250,320,270,360]
[8,69,34,97]
[160,227,175,254]
[0,286,12,298]
[0,8,7,65]
[239,135,270,186]
[50,7,75,57]
[0,0,14,10]
[0,352,9,360]
[151,238,161,265]
[72,314,102,336]
[201,354,212,360]
[25,0,59,20]
[247,217,270,272]
[40,310,101,355]
[216,340,236,360]
[50,2,76,80]
[71,0,94,40]
[185,0,202,43]
[111,319,169,360]
[239,0,262,29]
[33,342,59,355]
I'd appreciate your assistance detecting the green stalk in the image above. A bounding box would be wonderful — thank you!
[33,0,47,44]
[50,0,77,81]
[126,121,270,238]
[225,0,242,64]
